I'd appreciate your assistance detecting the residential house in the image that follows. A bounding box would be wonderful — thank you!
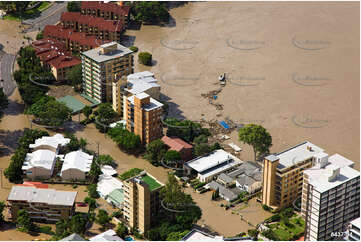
[217,173,234,188]
[89,229,123,241]
[29,133,70,153]
[22,149,57,179]
[81,1,131,25]
[161,135,193,161]
[181,228,251,241]
[207,181,238,202]
[60,150,94,180]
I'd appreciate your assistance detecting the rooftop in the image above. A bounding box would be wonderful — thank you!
[29,133,70,150]
[61,150,93,174]
[141,174,162,191]
[81,1,131,16]
[127,93,163,111]
[60,233,86,241]
[217,173,234,183]
[227,161,260,178]
[97,174,123,198]
[81,41,132,62]
[182,228,250,241]
[186,149,241,173]
[89,229,123,241]
[304,153,359,193]
[350,217,361,228]
[162,136,193,152]
[61,12,124,32]
[207,181,238,201]
[266,141,324,169]
[22,149,56,171]
[7,186,77,206]
[236,174,257,187]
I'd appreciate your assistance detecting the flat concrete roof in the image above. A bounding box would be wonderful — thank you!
[304,154,359,193]
[186,149,241,173]
[81,42,133,63]
[127,93,163,111]
[8,186,77,206]
[274,141,324,169]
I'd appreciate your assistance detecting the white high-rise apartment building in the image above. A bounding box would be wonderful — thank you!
[301,153,360,241]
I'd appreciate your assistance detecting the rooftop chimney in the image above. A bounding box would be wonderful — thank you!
[328,167,340,182]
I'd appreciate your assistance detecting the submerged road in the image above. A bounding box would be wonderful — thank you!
[0,51,16,96]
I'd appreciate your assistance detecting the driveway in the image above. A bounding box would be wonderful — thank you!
[23,2,67,33]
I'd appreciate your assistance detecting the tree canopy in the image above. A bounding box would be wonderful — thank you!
[107,124,141,153]
[17,209,35,232]
[238,124,272,160]
[96,209,110,229]
[144,139,167,165]
[165,118,210,143]
[67,1,81,12]
[82,106,92,119]
[164,150,181,165]
[0,88,9,122]
[27,96,72,127]
[138,52,152,66]
[116,222,129,238]
[133,2,169,23]
[66,64,82,91]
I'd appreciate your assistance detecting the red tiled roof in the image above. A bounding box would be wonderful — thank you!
[296,236,304,241]
[161,136,193,152]
[32,38,67,55]
[81,1,130,17]
[43,25,109,48]
[18,182,49,189]
[48,55,81,69]
[61,12,124,32]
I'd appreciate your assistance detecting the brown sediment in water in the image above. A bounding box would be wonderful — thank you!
[0,1,359,239]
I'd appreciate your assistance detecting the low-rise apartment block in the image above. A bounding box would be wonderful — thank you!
[301,153,360,241]
[262,141,324,210]
[32,38,81,80]
[125,92,163,144]
[7,186,77,223]
[81,1,131,25]
[122,171,164,234]
[81,42,134,103]
[43,25,107,53]
[345,217,361,241]
[60,12,125,42]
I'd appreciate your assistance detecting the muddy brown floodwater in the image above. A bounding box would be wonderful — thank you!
[0,1,359,240]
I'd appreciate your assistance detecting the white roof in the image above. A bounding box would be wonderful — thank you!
[82,42,133,63]
[126,71,160,95]
[22,149,56,171]
[101,165,118,177]
[304,154,359,193]
[97,174,123,198]
[228,142,242,152]
[90,230,123,241]
[127,93,163,111]
[182,229,248,241]
[350,217,361,229]
[272,141,324,169]
[7,186,77,206]
[61,150,93,174]
[109,120,126,128]
[29,133,70,150]
[186,149,241,173]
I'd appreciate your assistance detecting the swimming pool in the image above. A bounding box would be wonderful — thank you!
[124,236,134,241]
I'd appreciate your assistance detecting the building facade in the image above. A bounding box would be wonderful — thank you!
[262,141,324,210]
[81,42,133,103]
[125,93,163,144]
[60,12,125,42]
[301,153,360,241]
[7,186,77,223]
[80,1,131,25]
[123,171,163,233]
[345,217,361,241]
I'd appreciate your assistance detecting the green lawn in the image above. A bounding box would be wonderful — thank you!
[141,174,162,191]
[3,1,52,21]
[119,168,143,180]
[265,216,305,241]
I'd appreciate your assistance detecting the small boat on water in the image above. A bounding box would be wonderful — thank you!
[219,73,226,86]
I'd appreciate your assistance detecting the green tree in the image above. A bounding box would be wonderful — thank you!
[28,96,72,127]
[67,1,81,12]
[194,143,211,157]
[194,134,208,144]
[115,222,129,238]
[238,124,272,160]
[129,46,138,52]
[17,209,34,232]
[138,52,152,66]
[87,184,99,199]
[84,196,97,214]
[82,106,92,120]
[0,87,9,122]
[95,103,116,132]
[64,134,87,152]
[134,1,169,23]
[248,229,259,240]
[69,214,87,235]
[144,139,167,165]
[13,2,30,17]
[164,150,181,165]
[96,209,110,230]
[107,124,141,152]
[55,219,70,239]
[166,230,190,241]
[36,31,43,40]
[0,201,5,225]
[161,174,192,210]
[66,64,82,90]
